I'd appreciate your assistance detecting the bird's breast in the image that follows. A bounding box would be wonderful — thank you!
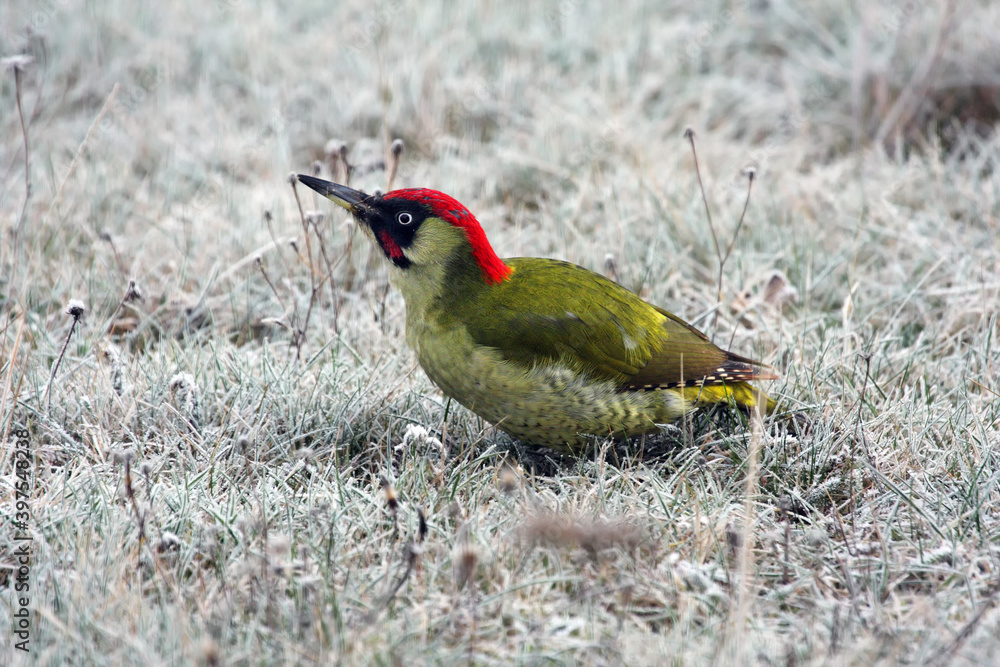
[406,316,683,447]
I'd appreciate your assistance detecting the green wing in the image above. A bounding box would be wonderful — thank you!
[460,258,771,390]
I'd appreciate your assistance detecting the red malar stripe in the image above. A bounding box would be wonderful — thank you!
[378,230,405,261]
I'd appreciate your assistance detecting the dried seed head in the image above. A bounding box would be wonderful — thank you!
[113,447,136,464]
[311,160,323,176]
[726,525,743,554]
[169,372,193,393]
[742,166,757,181]
[400,423,446,460]
[2,55,35,73]
[763,271,799,308]
[103,344,125,395]
[304,210,326,225]
[603,253,618,281]
[169,372,200,425]
[102,342,121,364]
[157,531,181,552]
[454,543,479,591]
[403,424,429,446]
[197,637,220,667]
[683,126,695,140]
[498,464,520,494]
[287,172,298,186]
[324,139,343,158]
[380,475,398,513]
[124,279,144,303]
[417,508,428,543]
[391,138,404,157]
[66,299,86,319]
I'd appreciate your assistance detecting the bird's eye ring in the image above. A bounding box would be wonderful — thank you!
[397,212,413,225]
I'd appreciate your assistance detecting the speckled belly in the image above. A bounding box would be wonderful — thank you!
[413,323,690,450]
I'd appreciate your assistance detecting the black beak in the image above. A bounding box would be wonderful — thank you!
[296,175,368,213]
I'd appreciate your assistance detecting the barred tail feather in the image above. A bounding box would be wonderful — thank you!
[681,381,776,415]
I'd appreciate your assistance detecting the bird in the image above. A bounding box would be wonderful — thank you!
[297,174,778,452]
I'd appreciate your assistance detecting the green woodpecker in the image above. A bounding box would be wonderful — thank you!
[298,175,777,452]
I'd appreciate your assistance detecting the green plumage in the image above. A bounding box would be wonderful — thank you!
[415,254,775,450]
[297,175,777,453]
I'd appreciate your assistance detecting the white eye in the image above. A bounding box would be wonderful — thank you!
[397,212,413,225]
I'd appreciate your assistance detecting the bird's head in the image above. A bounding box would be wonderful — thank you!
[297,175,512,285]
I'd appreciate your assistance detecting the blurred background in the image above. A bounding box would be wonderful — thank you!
[3,0,997,354]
